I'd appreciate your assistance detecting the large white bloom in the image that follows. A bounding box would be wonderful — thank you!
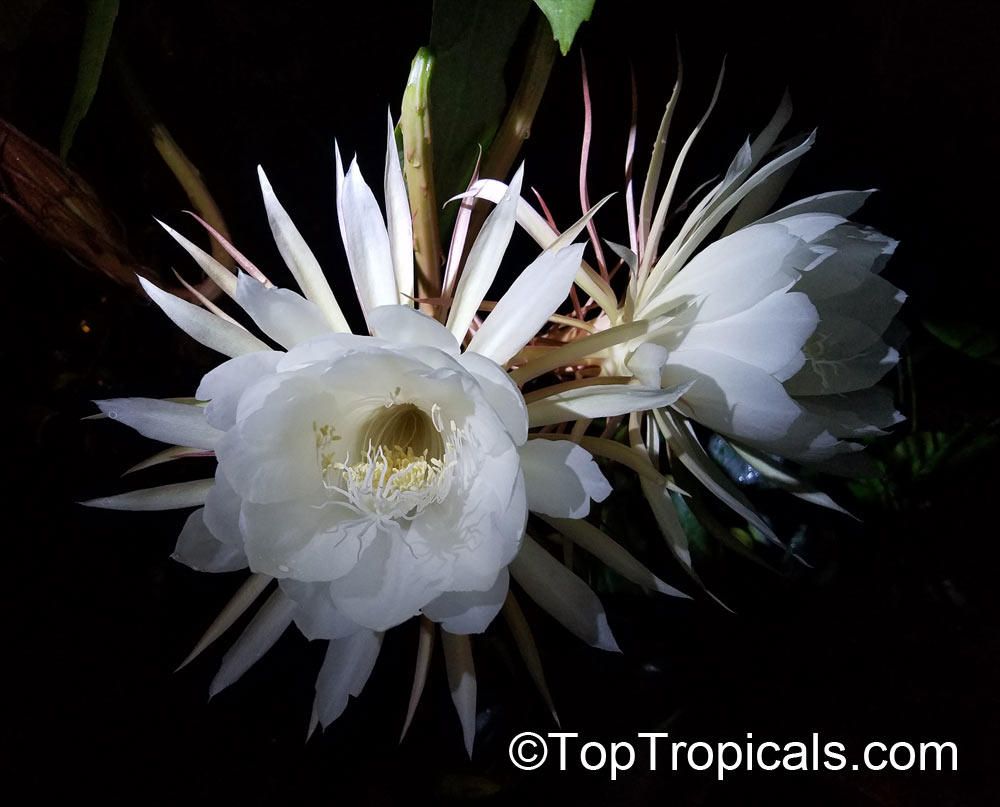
[470,92,904,470]
[461,80,905,577]
[626,200,904,467]
[83,116,685,750]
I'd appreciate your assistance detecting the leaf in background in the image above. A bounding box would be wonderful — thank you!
[59,0,119,162]
[533,0,595,55]
[923,316,1000,361]
[429,0,531,234]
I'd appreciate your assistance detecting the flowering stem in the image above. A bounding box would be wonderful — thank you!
[460,16,557,267]
[480,15,557,183]
[401,49,443,319]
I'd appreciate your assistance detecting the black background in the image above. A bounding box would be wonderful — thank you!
[4,1,998,803]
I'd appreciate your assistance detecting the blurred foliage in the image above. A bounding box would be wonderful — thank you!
[428,0,531,234]
[59,0,118,161]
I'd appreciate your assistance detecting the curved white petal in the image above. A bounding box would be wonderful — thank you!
[279,579,361,641]
[757,189,876,224]
[640,222,804,321]
[313,629,383,728]
[368,305,460,355]
[518,439,611,519]
[650,289,818,376]
[174,507,248,572]
[527,381,692,428]
[155,217,237,299]
[197,350,283,431]
[468,242,586,365]
[203,469,245,548]
[422,569,509,634]
[540,514,689,598]
[94,398,222,449]
[441,630,476,758]
[327,532,442,631]
[140,276,269,357]
[257,166,350,332]
[80,479,214,511]
[458,351,528,444]
[446,165,523,342]
[337,157,399,320]
[176,574,271,670]
[509,536,619,652]
[786,316,899,396]
[383,112,414,305]
[662,349,804,445]
[235,272,332,349]
[209,588,296,696]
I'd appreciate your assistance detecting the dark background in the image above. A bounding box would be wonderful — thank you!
[3,1,998,803]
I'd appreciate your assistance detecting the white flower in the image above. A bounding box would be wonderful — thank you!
[460,80,905,577]
[626,199,904,467]
[82,114,684,751]
[468,90,904,471]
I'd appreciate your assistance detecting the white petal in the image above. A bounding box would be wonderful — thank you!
[80,479,214,511]
[368,305,460,355]
[196,351,282,431]
[279,579,361,641]
[655,131,818,282]
[313,629,383,728]
[458,351,528,445]
[540,514,689,598]
[798,387,904,438]
[155,217,237,299]
[422,569,509,634]
[446,165,523,342]
[625,342,669,387]
[327,531,442,631]
[94,398,222,449]
[209,589,296,696]
[139,276,269,357]
[176,573,271,670]
[757,189,876,224]
[774,212,847,243]
[786,316,899,396]
[509,536,619,652]
[640,222,805,321]
[468,242,586,365]
[661,349,804,445]
[235,273,332,349]
[257,166,350,332]
[518,440,611,519]
[203,469,244,548]
[383,112,414,305]
[527,381,692,428]
[337,157,399,319]
[173,507,248,572]
[650,289,819,376]
[441,631,477,758]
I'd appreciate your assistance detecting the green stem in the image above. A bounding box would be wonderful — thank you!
[462,15,556,264]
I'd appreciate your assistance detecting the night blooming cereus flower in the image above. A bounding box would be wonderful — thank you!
[82,115,689,753]
[464,65,905,579]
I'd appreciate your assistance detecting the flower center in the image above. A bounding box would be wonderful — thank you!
[314,401,462,523]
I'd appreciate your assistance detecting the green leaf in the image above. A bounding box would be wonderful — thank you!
[533,0,595,55]
[923,316,1000,360]
[429,0,531,232]
[59,0,119,162]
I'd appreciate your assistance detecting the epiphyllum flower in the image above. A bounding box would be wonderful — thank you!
[464,69,904,573]
[83,116,687,752]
